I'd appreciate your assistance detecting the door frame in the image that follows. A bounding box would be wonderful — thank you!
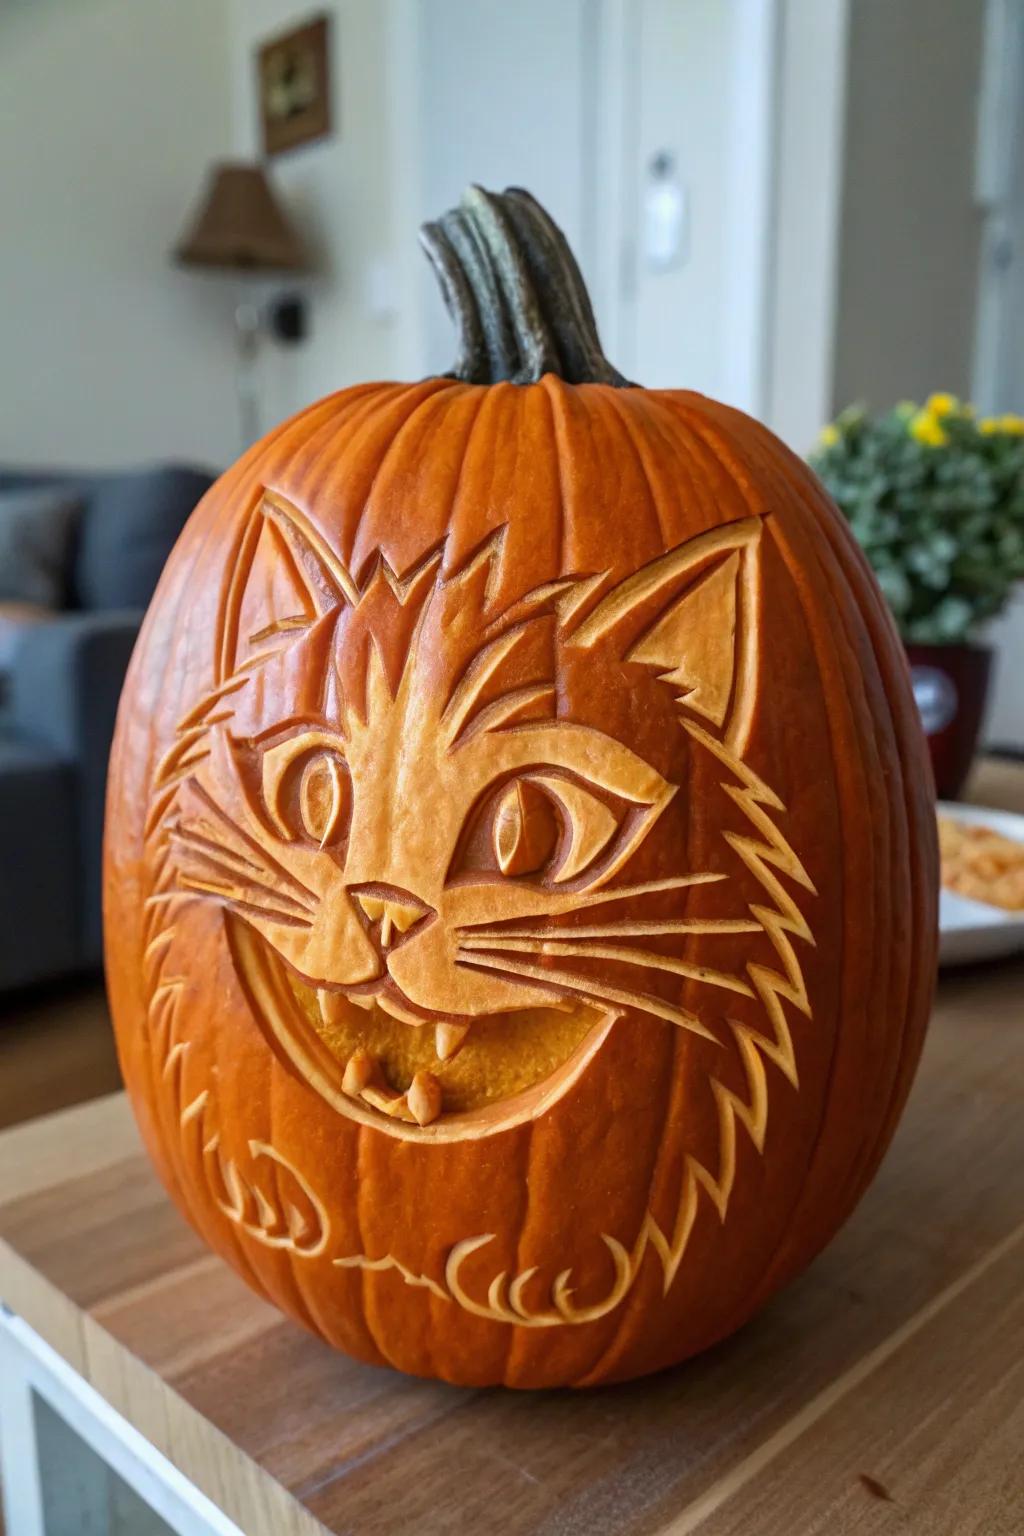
[971,0,1024,413]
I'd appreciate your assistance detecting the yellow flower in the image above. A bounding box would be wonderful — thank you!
[926,392,958,417]
[818,423,840,448]
[909,409,948,447]
[980,413,1024,435]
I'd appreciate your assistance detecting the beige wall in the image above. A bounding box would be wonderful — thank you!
[832,0,985,413]
[0,0,239,469]
[227,0,401,430]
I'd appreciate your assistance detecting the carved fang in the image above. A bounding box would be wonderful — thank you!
[342,1049,374,1095]
[341,1050,444,1127]
[407,1071,442,1126]
[435,1021,470,1062]
[319,989,346,1026]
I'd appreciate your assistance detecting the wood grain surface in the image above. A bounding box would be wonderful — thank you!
[0,759,1020,1532]
[1,941,1022,1534]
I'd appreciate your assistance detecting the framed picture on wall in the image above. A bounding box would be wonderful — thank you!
[257,13,333,157]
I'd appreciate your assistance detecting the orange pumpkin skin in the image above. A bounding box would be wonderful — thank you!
[105,373,937,1388]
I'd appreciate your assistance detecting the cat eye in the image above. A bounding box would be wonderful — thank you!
[297,752,349,847]
[260,731,351,849]
[459,772,621,884]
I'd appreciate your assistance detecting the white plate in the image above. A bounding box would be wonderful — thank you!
[938,801,1024,966]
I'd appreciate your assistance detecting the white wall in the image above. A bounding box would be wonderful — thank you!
[0,0,239,470]
[228,0,401,429]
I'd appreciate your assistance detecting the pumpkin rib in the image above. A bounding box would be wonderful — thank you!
[627,391,730,542]
[570,392,735,1384]
[753,430,926,1230]
[444,381,527,581]
[347,380,470,575]
[166,485,289,1290]
[502,383,564,1389]
[646,391,760,537]
[133,479,250,1213]
[709,417,914,1296]
[776,459,915,1226]
[125,394,391,1333]
[502,381,597,1388]
[265,1054,332,1344]
[647,405,853,1325]
[590,384,670,557]
[560,384,691,1387]
[266,383,417,545]
[752,471,888,1243]
[355,1121,403,1371]
[781,451,933,1210]
[773,516,884,1234]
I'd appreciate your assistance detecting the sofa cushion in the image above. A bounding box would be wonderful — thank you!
[71,465,211,611]
[0,731,78,987]
[0,602,51,711]
[0,487,81,606]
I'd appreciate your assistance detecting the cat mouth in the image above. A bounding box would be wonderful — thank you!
[227,915,617,1142]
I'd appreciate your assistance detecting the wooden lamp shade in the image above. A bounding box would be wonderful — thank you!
[174,161,307,272]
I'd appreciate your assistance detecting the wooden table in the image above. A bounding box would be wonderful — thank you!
[1,762,1023,1535]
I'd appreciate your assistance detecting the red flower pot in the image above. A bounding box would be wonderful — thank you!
[905,643,993,799]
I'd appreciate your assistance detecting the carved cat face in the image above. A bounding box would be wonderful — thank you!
[161,493,765,1139]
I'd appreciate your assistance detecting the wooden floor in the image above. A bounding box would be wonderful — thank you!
[0,978,121,1132]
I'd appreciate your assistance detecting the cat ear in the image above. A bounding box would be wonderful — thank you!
[565,516,763,753]
[224,490,357,680]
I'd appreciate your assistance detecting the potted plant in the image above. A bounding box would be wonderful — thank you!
[810,394,1024,797]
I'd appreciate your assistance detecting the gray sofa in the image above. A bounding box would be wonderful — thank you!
[0,464,214,991]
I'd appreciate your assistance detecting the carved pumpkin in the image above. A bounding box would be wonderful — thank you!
[105,187,937,1387]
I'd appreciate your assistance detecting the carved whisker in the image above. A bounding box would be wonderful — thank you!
[169,826,314,914]
[177,876,313,930]
[562,873,725,909]
[458,937,754,999]
[188,783,318,905]
[188,821,265,874]
[176,674,247,730]
[456,950,718,1040]
[457,918,764,940]
[172,841,314,921]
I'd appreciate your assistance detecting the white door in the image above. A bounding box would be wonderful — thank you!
[404,0,775,408]
[624,0,775,409]
[413,0,600,377]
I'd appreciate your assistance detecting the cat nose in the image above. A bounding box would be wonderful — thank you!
[350,886,432,951]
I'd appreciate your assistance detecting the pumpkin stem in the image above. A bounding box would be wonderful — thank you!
[419,185,632,387]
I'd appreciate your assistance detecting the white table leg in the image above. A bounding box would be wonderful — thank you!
[0,1311,46,1536]
[0,1309,244,1536]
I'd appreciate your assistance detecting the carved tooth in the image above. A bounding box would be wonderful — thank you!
[343,1049,374,1096]
[406,1071,442,1126]
[318,989,346,1026]
[434,1021,470,1062]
